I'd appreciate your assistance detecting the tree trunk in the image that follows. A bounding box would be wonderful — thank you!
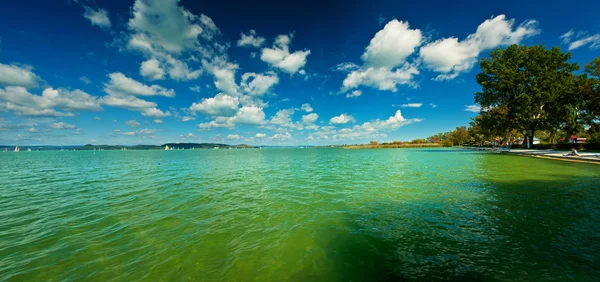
[528,130,535,147]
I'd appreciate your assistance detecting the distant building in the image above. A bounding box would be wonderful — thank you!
[514,138,540,145]
[569,136,587,144]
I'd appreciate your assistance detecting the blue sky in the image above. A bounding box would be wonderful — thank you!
[1,0,599,146]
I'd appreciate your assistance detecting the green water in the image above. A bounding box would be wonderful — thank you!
[1,148,599,281]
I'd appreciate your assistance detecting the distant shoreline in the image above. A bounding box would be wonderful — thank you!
[343,143,444,149]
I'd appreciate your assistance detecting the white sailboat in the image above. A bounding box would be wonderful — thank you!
[14,146,20,152]
[165,145,170,150]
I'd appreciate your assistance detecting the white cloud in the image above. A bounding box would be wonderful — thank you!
[50,122,77,130]
[339,19,424,93]
[420,15,540,80]
[197,105,265,130]
[123,128,156,136]
[333,62,360,72]
[0,86,102,117]
[190,93,239,117]
[464,104,481,113]
[154,119,163,124]
[269,132,292,141]
[181,116,195,122]
[255,133,266,138]
[237,30,265,48]
[560,30,574,44]
[141,107,171,118]
[430,103,438,108]
[361,20,423,69]
[126,120,141,127]
[189,85,202,92]
[401,103,422,108]
[341,64,419,92]
[102,95,157,110]
[319,110,422,141]
[227,134,241,140]
[104,72,175,97]
[140,58,165,80]
[270,108,296,127]
[83,6,111,28]
[127,0,219,55]
[240,71,279,96]
[80,76,92,85]
[561,30,600,50]
[330,113,355,124]
[261,34,311,74]
[301,103,313,113]
[346,90,362,98]
[94,116,101,120]
[301,113,319,124]
[203,59,239,96]
[101,73,173,117]
[0,63,41,88]
[165,55,202,80]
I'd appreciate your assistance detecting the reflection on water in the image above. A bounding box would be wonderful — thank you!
[1,148,599,281]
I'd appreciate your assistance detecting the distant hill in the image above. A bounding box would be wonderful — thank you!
[1,143,257,151]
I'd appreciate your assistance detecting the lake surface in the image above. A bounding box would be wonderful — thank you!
[1,148,599,281]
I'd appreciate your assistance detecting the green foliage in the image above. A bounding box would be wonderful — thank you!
[410,139,428,144]
[475,45,580,145]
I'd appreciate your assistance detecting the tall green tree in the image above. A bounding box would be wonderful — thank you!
[475,45,580,146]
[451,126,470,146]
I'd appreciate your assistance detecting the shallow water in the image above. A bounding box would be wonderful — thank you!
[1,148,599,281]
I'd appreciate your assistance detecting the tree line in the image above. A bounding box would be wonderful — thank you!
[428,44,600,147]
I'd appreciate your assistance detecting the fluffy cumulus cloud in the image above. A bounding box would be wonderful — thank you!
[560,29,600,50]
[316,110,422,141]
[255,133,266,138]
[83,6,111,28]
[301,113,319,124]
[341,64,419,92]
[330,113,355,124]
[237,30,265,48]
[203,59,239,96]
[361,20,423,69]
[240,71,279,96]
[51,122,78,130]
[189,93,239,117]
[125,0,216,82]
[261,34,311,74]
[0,86,102,117]
[0,63,42,88]
[104,73,174,97]
[126,120,141,127]
[198,105,266,130]
[339,20,422,93]
[123,128,157,136]
[301,103,313,113]
[227,134,241,140]
[346,90,362,98]
[127,0,219,55]
[420,15,540,80]
[102,72,173,117]
[269,132,292,141]
[140,58,165,80]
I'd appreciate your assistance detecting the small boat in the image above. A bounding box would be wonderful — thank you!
[27,148,32,152]
[165,145,170,150]
[14,146,20,152]
[214,147,219,149]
